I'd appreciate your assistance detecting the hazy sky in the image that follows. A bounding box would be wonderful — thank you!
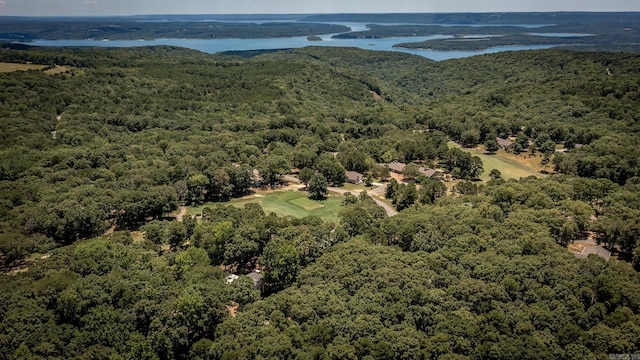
[1,0,640,17]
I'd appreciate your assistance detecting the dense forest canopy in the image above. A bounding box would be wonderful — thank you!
[1,43,640,359]
[0,20,350,41]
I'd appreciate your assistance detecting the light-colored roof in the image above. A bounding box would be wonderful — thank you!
[418,167,440,178]
[388,162,406,172]
[246,272,264,287]
[496,137,513,147]
[572,245,611,261]
[345,171,363,181]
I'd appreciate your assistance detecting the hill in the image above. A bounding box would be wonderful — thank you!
[1,45,640,358]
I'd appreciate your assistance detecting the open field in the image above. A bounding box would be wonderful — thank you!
[450,142,545,181]
[187,190,344,221]
[0,62,47,72]
[44,65,71,75]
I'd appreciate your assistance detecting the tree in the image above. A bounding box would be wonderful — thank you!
[142,220,164,245]
[394,182,418,211]
[298,167,315,187]
[315,155,346,186]
[419,179,447,204]
[485,139,499,153]
[402,163,420,180]
[166,221,187,250]
[338,148,369,173]
[188,173,209,204]
[453,181,479,196]
[207,168,233,200]
[489,169,502,179]
[370,164,390,181]
[460,129,481,148]
[308,174,328,200]
[261,240,300,292]
[540,140,556,173]
[292,148,317,170]
[385,178,399,199]
[258,155,291,185]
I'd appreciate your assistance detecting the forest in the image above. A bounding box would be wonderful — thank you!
[1,43,640,359]
[0,19,349,41]
[333,22,640,52]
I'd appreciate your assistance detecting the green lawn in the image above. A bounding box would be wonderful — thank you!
[466,148,543,181]
[187,190,344,221]
[449,141,543,181]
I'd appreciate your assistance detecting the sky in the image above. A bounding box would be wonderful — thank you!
[1,0,640,17]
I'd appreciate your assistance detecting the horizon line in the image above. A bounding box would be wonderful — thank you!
[2,10,640,18]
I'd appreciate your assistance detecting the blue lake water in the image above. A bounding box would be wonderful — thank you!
[20,35,560,61]
[528,32,594,37]
[15,20,571,61]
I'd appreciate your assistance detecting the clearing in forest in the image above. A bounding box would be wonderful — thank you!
[450,142,545,181]
[0,62,47,72]
[187,190,344,221]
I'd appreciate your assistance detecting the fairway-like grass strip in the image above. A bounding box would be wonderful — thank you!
[185,190,343,221]
[449,142,543,181]
[289,197,326,211]
[0,62,46,73]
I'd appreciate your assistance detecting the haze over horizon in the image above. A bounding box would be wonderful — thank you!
[1,0,640,17]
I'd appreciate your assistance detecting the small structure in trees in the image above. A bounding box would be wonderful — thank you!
[388,162,406,174]
[246,271,264,293]
[496,137,513,149]
[226,271,264,292]
[345,171,364,184]
[418,167,442,179]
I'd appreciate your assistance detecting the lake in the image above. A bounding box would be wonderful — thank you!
[15,20,569,61]
[20,36,560,61]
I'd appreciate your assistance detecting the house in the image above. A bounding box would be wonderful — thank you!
[388,162,406,174]
[345,170,364,184]
[246,271,264,293]
[496,137,513,149]
[226,271,265,292]
[418,167,442,179]
[573,245,611,261]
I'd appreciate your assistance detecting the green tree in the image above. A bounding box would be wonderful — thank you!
[298,167,315,187]
[261,240,300,292]
[485,139,499,153]
[166,221,187,250]
[460,129,481,148]
[188,173,210,204]
[308,174,328,200]
[315,155,346,186]
[402,163,420,180]
[258,155,291,185]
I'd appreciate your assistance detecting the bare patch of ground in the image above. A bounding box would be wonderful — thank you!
[226,302,240,317]
[0,62,46,72]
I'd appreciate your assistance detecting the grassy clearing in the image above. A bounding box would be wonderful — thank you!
[44,65,70,75]
[131,231,145,243]
[468,148,545,181]
[449,142,544,181]
[289,196,326,211]
[0,62,47,73]
[188,190,344,221]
